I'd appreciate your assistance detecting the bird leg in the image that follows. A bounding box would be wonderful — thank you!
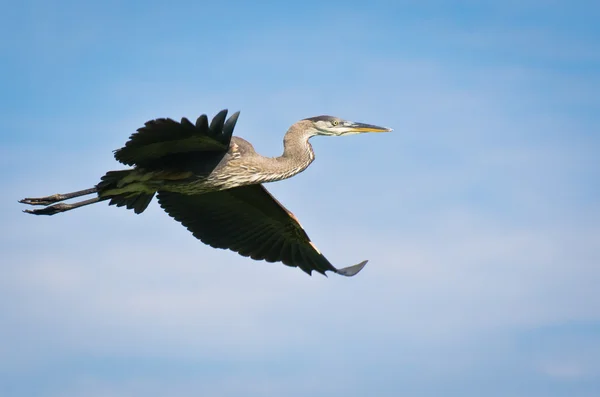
[20,187,98,206]
[23,197,100,216]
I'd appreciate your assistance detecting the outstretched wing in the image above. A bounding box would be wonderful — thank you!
[114,109,240,168]
[157,185,367,277]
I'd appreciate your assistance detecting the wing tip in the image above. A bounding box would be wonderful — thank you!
[335,260,368,277]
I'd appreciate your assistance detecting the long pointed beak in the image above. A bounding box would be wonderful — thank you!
[346,122,393,133]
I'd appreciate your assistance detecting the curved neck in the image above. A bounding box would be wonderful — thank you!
[232,121,318,186]
[279,123,315,174]
[249,122,316,183]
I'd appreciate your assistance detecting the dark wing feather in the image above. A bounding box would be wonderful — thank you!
[157,185,367,276]
[114,109,240,167]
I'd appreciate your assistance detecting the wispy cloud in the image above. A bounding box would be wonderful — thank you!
[2,1,599,396]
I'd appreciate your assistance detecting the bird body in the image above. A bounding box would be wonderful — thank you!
[21,110,391,277]
[103,122,317,197]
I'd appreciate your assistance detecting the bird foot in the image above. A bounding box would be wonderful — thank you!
[19,194,64,206]
[23,203,69,216]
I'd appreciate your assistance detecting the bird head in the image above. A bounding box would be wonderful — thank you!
[303,115,392,136]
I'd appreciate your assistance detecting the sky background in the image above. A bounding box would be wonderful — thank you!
[1,1,599,396]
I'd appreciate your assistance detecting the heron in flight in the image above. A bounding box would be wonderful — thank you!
[20,110,392,277]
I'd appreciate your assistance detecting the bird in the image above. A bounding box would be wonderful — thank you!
[20,110,392,277]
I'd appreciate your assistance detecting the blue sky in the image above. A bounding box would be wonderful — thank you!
[1,1,599,396]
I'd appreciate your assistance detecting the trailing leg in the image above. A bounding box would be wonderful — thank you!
[23,197,101,216]
[20,169,156,216]
[20,187,98,206]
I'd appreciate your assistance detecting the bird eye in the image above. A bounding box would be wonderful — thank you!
[331,120,339,126]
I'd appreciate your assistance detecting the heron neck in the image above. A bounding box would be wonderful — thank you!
[275,125,315,179]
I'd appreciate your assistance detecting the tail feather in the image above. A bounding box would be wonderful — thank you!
[97,170,155,214]
[97,170,132,191]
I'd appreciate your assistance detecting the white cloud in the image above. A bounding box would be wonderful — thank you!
[2,4,599,396]
[537,360,586,380]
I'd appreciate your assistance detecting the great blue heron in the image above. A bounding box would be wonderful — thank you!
[20,110,392,277]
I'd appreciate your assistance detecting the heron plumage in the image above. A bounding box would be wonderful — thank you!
[20,110,391,277]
